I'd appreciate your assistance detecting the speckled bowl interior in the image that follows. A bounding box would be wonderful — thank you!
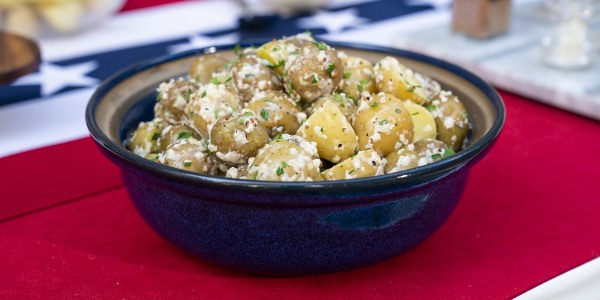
[86,42,505,276]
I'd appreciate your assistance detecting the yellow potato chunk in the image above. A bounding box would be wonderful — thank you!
[352,92,414,157]
[374,56,428,105]
[296,100,358,163]
[403,101,437,142]
[256,33,314,75]
[321,149,384,180]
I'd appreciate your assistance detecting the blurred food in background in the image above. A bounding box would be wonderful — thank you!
[0,0,124,37]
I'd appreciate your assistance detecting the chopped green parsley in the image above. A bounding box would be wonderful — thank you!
[326,64,336,74]
[233,44,242,56]
[443,149,455,158]
[260,109,269,121]
[315,41,328,51]
[177,131,193,140]
[311,74,319,84]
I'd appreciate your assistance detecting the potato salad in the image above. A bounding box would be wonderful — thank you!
[127,33,470,181]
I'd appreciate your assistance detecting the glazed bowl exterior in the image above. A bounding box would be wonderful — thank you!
[86,42,505,276]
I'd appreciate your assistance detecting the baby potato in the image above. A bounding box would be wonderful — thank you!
[210,110,271,166]
[159,138,220,175]
[189,53,230,84]
[284,41,343,103]
[374,56,428,105]
[231,53,283,102]
[157,124,199,152]
[413,138,452,164]
[428,91,470,151]
[385,148,420,173]
[128,118,165,157]
[307,93,356,123]
[247,135,322,181]
[154,78,199,124]
[246,90,304,137]
[256,33,315,75]
[338,53,377,100]
[352,92,414,157]
[321,149,384,180]
[185,83,242,138]
[403,101,437,142]
[414,71,441,100]
[296,100,358,163]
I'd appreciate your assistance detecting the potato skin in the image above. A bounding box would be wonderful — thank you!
[352,92,414,157]
[157,124,200,152]
[247,135,322,181]
[128,118,165,157]
[256,33,314,75]
[296,100,358,163]
[338,53,377,100]
[284,41,343,103]
[414,71,441,100]
[189,53,230,84]
[231,53,283,102]
[321,149,384,180]
[210,110,270,166]
[154,78,198,124]
[385,148,420,173]
[412,138,450,165]
[185,83,242,138]
[159,138,220,175]
[246,90,304,137]
[307,93,356,123]
[374,56,428,105]
[428,91,469,151]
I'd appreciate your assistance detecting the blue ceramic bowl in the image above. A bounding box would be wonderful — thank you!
[86,42,505,276]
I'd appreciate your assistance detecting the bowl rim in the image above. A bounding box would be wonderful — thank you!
[86,41,505,194]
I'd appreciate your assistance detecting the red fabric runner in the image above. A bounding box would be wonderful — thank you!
[1,89,599,299]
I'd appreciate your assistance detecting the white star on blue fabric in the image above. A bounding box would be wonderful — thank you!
[167,33,240,54]
[296,8,369,34]
[405,0,452,10]
[12,61,100,97]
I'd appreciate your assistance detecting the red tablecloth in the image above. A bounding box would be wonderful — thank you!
[2,87,599,299]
